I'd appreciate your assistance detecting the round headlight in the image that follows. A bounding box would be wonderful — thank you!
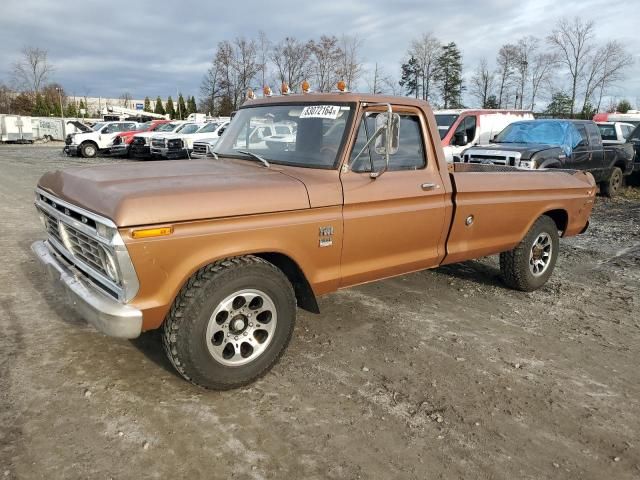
[100,246,120,283]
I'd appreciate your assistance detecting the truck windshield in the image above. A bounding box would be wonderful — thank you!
[434,114,458,139]
[214,103,354,169]
[92,122,107,131]
[156,122,180,132]
[495,121,582,149]
[179,124,201,134]
[196,122,220,133]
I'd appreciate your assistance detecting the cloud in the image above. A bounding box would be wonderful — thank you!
[0,0,637,107]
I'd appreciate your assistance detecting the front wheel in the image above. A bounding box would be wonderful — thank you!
[500,215,559,291]
[600,166,623,198]
[162,256,296,390]
[81,142,97,158]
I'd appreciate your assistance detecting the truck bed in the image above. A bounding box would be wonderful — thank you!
[443,164,595,265]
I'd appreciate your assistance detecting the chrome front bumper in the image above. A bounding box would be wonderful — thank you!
[31,240,143,339]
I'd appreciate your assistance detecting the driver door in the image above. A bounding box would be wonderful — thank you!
[339,108,448,288]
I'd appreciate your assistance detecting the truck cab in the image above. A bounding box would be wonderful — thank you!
[64,121,139,158]
[435,109,534,162]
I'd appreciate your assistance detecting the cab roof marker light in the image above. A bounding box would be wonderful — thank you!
[281,82,289,95]
[263,86,272,97]
[246,88,255,100]
[131,226,174,239]
[301,80,311,93]
[337,80,347,92]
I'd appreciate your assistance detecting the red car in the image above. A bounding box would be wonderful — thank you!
[109,120,171,157]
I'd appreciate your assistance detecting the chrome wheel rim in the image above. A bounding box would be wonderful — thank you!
[205,289,277,366]
[85,145,95,156]
[611,170,622,193]
[529,233,552,276]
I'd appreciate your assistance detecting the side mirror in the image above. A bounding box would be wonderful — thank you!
[453,131,468,146]
[489,134,498,143]
[374,112,400,156]
[217,127,226,136]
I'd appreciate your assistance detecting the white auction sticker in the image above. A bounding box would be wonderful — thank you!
[300,105,341,119]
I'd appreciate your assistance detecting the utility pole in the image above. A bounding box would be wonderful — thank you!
[56,87,66,138]
[177,89,182,120]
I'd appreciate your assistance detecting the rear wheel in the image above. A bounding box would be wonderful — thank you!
[500,215,559,291]
[600,167,623,198]
[162,256,296,390]
[81,142,97,158]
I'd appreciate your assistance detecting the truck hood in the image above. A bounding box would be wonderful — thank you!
[37,159,310,227]
[466,143,561,160]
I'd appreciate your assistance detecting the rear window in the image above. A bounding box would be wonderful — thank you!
[597,124,617,141]
[435,114,459,140]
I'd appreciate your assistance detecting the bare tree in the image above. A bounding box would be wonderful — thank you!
[495,44,519,108]
[271,37,311,91]
[582,41,633,112]
[528,52,557,110]
[469,58,495,108]
[337,34,364,90]
[12,46,54,95]
[257,31,271,87]
[0,84,14,114]
[365,63,399,95]
[547,17,595,115]
[200,57,221,114]
[514,36,539,109]
[119,92,132,108]
[231,37,260,98]
[408,33,441,101]
[309,36,342,92]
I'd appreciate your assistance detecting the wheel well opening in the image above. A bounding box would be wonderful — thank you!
[544,209,568,234]
[255,253,320,314]
[613,161,626,171]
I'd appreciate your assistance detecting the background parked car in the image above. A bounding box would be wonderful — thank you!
[149,123,204,159]
[109,119,171,156]
[596,121,635,145]
[461,119,634,197]
[435,109,534,162]
[64,121,139,158]
[129,121,189,159]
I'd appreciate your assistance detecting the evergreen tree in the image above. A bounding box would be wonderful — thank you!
[65,101,77,118]
[545,92,573,117]
[165,96,175,119]
[484,95,499,109]
[32,93,49,116]
[144,96,151,112]
[617,99,632,114]
[78,99,86,115]
[187,96,197,115]
[434,42,464,109]
[176,93,187,119]
[399,57,419,98]
[154,96,165,115]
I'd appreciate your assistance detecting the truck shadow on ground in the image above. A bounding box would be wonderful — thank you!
[433,259,505,288]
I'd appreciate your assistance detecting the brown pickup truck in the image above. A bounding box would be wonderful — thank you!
[32,93,596,389]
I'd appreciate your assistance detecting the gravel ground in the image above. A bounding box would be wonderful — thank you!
[1,144,639,480]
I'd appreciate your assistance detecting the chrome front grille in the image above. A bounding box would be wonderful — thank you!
[40,208,109,278]
[132,136,146,146]
[464,150,521,166]
[35,190,124,299]
[151,138,165,148]
[192,143,208,155]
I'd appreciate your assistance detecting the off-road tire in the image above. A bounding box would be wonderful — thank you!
[499,215,559,292]
[81,142,97,158]
[162,256,296,390]
[600,166,623,198]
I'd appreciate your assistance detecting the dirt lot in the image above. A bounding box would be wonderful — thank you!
[1,144,639,480]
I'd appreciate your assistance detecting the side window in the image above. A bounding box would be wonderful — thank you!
[586,123,602,147]
[453,116,476,145]
[622,125,633,139]
[574,124,589,148]
[350,113,426,173]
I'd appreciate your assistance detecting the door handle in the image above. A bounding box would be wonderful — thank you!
[421,182,439,191]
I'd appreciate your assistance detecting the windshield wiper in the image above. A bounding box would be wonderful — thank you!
[236,150,270,168]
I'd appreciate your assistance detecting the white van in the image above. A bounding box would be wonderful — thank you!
[434,109,534,162]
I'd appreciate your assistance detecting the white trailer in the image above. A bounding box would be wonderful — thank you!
[0,115,34,143]
[31,117,86,141]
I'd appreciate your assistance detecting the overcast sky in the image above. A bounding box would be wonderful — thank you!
[1,0,638,107]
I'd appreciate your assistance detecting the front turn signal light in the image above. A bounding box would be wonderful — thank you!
[131,226,174,239]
